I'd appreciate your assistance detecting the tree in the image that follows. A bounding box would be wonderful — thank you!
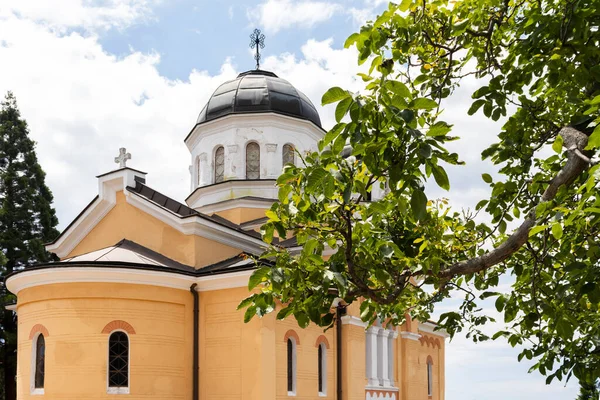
[240,0,600,386]
[577,380,600,400]
[0,92,59,400]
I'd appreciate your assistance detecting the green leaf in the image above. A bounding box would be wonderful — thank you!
[322,87,350,105]
[556,317,574,340]
[248,267,271,290]
[528,225,548,237]
[294,311,310,328]
[481,173,493,183]
[306,168,329,192]
[265,210,279,222]
[427,122,452,137]
[386,80,412,100]
[586,125,600,149]
[432,165,450,190]
[411,189,427,221]
[276,306,294,320]
[399,0,412,12]
[552,135,563,153]
[244,305,257,323]
[467,99,486,115]
[551,223,563,239]
[335,97,353,123]
[411,98,438,110]
[344,33,360,48]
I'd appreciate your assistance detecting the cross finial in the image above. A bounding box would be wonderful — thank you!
[114,147,131,168]
[249,28,265,70]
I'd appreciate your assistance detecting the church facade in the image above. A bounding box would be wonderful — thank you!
[6,69,447,400]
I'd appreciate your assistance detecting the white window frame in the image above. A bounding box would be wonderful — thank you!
[318,342,327,397]
[287,337,297,397]
[30,332,45,396]
[107,329,130,395]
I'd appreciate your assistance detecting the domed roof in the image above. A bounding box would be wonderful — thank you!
[196,70,322,128]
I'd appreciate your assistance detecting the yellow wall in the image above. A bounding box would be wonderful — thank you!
[215,207,268,225]
[16,282,192,400]
[67,191,241,268]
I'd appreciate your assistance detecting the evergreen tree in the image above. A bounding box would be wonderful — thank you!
[577,381,600,400]
[0,92,59,400]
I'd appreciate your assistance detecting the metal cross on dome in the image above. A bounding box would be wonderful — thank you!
[115,147,131,168]
[249,28,265,70]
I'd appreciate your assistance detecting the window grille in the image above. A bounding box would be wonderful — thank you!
[34,334,45,389]
[108,332,129,388]
[282,144,295,167]
[215,146,225,183]
[246,143,260,179]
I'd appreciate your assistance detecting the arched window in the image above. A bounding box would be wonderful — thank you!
[214,146,225,183]
[427,356,433,397]
[282,144,295,167]
[197,157,201,186]
[34,334,45,390]
[287,337,297,395]
[108,332,129,393]
[318,342,326,395]
[246,142,260,179]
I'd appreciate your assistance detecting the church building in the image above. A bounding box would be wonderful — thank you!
[6,65,447,400]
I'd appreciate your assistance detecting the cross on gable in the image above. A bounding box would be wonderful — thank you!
[115,148,131,168]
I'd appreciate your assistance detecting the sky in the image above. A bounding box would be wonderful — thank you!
[0,1,580,399]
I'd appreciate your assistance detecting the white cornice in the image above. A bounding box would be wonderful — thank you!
[186,180,278,210]
[399,332,422,341]
[419,321,450,338]
[341,315,367,328]
[195,197,275,215]
[185,113,324,151]
[5,267,253,295]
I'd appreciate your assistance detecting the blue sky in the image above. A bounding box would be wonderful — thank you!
[0,1,581,399]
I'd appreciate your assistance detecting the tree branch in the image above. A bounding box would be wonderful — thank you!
[437,126,591,279]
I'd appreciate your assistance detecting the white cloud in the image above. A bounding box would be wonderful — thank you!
[0,0,157,31]
[247,0,343,33]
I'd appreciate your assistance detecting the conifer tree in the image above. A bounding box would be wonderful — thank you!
[577,381,600,400]
[0,92,59,400]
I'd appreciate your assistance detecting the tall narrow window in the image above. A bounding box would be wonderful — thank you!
[287,338,296,395]
[282,144,295,167]
[246,142,260,179]
[214,146,225,183]
[34,334,45,389]
[427,357,433,397]
[108,332,129,393]
[318,343,327,395]
[197,157,201,186]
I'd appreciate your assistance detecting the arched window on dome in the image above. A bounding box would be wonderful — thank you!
[246,142,260,179]
[33,334,45,391]
[196,156,201,186]
[282,144,295,168]
[214,146,225,183]
[108,331,129,394]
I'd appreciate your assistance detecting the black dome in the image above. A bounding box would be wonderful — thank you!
[196,70,322,128]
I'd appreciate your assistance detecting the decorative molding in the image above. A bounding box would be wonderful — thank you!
[266,143,277,152]
[399,332,422,341]
[102,320,136,335]
[185,179,278,209]
[315,335,330,349]
[365,387,398,400]
[419,334,442,349]
[284,329,300,345]
[199,153,208,162]
[195,197,275,214]
[29,324,49,340]
[227,144,238,153]
[5,267,254,295]
[341,315,367,327]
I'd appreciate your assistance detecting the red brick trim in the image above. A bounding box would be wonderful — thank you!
[315,335,330,349]
[419,334,441,349]
[29,324,49,340]
[101,320,136,334]
[427,355,434,365]
[284,329,300,345]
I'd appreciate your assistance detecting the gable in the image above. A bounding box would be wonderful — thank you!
[67,191,242,268]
